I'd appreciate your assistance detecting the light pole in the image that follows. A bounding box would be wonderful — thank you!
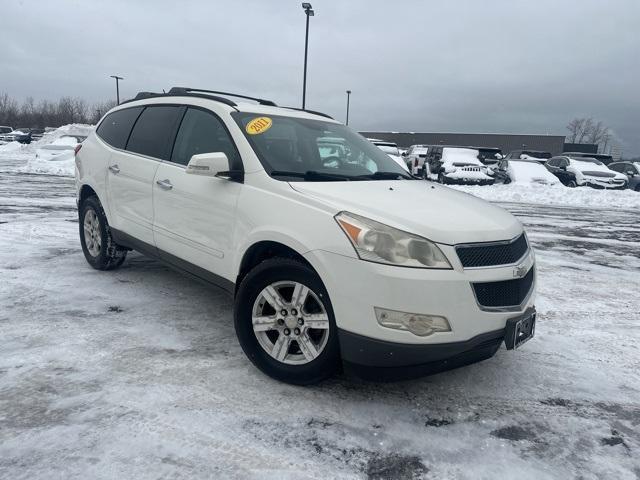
[345,90,351,125]
[110,75,124,105]
[301,3,314,109]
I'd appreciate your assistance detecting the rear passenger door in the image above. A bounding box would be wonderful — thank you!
[152,107,243,279]
[107,105,184,245]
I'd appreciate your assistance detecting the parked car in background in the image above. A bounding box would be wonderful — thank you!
[30,128,45,140]
[491,159,560,186]
[425,146,494,185]
[0,128,33,144]
[404,144,430,175]
[546,156,627,189]
[505,150,552,162]
[608,161,640,191]
[35,135,85,162]
[562,152,613,166]
[368,139,410,173]
[0,126,13,135]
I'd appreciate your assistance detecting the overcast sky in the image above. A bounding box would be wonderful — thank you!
[3,0,639,155]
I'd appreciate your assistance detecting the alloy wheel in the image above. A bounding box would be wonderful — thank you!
[83,209,102,257]
[251,281,330,365]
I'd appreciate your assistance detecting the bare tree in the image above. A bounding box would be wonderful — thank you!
[566,118,588,143]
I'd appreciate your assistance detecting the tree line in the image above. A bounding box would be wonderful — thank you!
[566,117,612,153]
[0,93,116,129]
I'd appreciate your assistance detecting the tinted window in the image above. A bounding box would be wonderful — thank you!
[96,107,143,149]
[547,158,559,167]
[608,163,623,172]
[126,106,184,160]
[171,108,240,168]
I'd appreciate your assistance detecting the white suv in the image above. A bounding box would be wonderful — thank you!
[75,87,537,384]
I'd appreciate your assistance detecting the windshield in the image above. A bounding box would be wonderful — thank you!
[232,112,413,181]
[376,144,400,156]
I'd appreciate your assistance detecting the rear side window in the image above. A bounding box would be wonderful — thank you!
[126,106,184,160]
[96,107,143,149]
[171,108,240,168]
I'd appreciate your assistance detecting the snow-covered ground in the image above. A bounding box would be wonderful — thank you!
[0,154,639,479]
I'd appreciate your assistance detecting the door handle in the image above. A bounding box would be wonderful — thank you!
[156,179,173,190]
[108,164,120,174]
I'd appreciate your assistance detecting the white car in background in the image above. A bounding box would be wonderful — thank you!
[404,144,430,175]
[368,139,410,173]
[492,159,560,185]
[428,147,494,185]
[35,135,86,161]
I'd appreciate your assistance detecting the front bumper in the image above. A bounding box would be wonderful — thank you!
[305,247,536,342]
[583,180,627,190]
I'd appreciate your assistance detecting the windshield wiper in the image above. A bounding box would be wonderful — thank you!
[270,170,356,181]
[356,171,415,180]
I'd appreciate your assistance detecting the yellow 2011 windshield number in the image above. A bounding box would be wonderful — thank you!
[246,117,273,135]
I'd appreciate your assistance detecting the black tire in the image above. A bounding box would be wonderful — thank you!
[438,172,446,184]
[635,185,640,192]
[234,257,341,385]
[79,195,127,270]
[567,180,577,188]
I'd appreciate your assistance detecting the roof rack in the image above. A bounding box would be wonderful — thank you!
[124,90,237,107]
[125,88,334,120]
[281,106,333,119]
[168,87,277,106]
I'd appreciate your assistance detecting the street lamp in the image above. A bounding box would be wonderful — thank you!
[301,3,314,109]
[110,75,124,105]
[345,90,351,125]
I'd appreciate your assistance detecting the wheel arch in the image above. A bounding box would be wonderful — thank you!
[235,240,315,295]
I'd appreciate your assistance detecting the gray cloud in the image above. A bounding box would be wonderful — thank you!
[3,0,639,155]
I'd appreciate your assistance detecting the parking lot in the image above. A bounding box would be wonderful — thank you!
[1,155,638,479]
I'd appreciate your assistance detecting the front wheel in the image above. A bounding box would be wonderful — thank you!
[567,180,577,188]
[79,195,127,270]
[234,258,340,385]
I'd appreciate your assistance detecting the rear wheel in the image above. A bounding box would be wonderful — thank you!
[79,195,127,270]
[234,258,340,385]
[567,180,577,188]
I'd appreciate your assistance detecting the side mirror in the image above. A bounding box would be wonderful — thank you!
[559,165,567,171]
[186,152,242,181]
[626,170,635,176]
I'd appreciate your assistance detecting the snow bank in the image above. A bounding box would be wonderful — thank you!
[449,183,640,210]
[0,141,27,153]
[1,124,94,177]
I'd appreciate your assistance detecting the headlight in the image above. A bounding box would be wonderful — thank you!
[335,211,452,269]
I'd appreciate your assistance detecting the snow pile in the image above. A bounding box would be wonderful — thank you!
[450,183,640,209]
[0,141,27,153]
[6,124,94,177]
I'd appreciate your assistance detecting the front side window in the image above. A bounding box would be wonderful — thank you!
[232,112,412,181]
[126,106,184,160]
[172,108,240,168]
[96,107,143,149]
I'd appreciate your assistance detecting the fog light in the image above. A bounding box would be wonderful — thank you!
[374,307,451,337]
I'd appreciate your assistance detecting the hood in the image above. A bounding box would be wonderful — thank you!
[289,180,522,245]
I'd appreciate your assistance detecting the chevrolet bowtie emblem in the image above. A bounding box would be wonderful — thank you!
[513,264,528,278]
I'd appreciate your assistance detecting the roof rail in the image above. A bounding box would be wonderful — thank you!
[123,90,237,107]
[281,106,333,119]
[168,87,277,107]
